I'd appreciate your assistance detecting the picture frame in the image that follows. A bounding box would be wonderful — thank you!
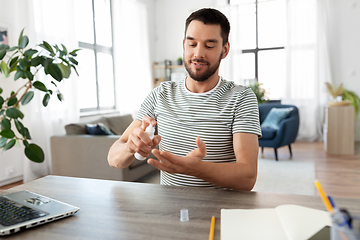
[0,26,9,45]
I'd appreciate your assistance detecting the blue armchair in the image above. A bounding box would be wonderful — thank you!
[258,103,300,161]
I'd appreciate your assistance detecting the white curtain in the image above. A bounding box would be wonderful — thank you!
[112,0,152,117]
[22,0,79,182]
[283,0,331,141]
[218,3,244,85]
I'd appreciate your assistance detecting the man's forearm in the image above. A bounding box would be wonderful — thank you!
[108,140,135,169]
[195,161,257,191]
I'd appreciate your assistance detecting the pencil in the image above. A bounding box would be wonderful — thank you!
[209,216,215,240]
[314,180,333,213]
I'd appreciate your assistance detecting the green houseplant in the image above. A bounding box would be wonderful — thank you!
[0,29,79,163]
[250,82,269,104]
[325,82,360,118]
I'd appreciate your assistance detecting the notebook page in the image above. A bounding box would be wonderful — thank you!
[221,208,288,240]
[275,204,331,240]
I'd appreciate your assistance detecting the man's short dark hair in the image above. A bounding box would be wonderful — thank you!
[185,8,230,46]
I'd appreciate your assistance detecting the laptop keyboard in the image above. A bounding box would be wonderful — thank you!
[0,197,47,226]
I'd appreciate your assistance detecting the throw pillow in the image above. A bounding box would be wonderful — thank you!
[86,123,114,135]
[261,107,294,130]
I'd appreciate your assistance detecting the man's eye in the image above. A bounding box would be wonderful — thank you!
[206,46,215,49]
[189,43,196,47]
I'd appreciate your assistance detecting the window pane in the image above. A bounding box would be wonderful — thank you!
[258,0,286,48]
[74,0,94,44]
[97,52,115,108]
[94,0,112,47]
[77,49,97,109]
[236,3,256,49]
[258,49,285,100]
[240,53,255,80]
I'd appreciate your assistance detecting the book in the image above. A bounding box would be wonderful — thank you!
[221,204,332,240]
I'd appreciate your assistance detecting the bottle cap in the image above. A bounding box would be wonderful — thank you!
[180,209,189,222]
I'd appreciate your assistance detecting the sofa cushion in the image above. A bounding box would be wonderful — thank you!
[65,117,110,135]
[106,114,133,135]
[261,107,293,130]
[260,128,277,140]
[86,123,114,135]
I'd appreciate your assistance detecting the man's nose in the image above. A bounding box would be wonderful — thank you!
[194,45,205,59]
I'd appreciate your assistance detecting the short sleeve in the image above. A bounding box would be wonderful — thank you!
[136,88,158,122]
[232,87,262,137]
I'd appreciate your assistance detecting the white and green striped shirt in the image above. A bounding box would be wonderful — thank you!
[136,77,261,188]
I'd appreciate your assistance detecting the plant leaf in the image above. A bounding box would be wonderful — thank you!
[6,108,19,119]
[0,129,15,138]
[0,49,6,60]
[57,92,64,102]
[14,119,25,136]
[7,97,17,106]
[0,96,4,108]
[25,143,44,163]
[8,46,18,52]
[58,63,71,79]
[1,60,9,77]
[14,70,23,80]
[24,49,38,57]
[23,139,29,147]
[16,108,24,119]
[47,63,63,81]
[69,57,78,65]
[18,28,25,46]
[25,70,34,80]
[1,118,11,130]
[40,41,54,54]
[33,81,48,92]
[0,137,7,148]
[42,93,50,107]
[19,36,29,49]
[19,58,28,70]
[30,56,42,67]
[3,139,16,151]
[21,91,34,105]
[0,44,10,50]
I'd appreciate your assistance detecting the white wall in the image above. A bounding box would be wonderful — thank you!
[328,0,360,140]
[153,0,218,63]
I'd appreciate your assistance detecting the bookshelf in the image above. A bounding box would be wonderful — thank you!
[152,61,185,88]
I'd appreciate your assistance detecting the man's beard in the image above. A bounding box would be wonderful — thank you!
[184,53,222,82]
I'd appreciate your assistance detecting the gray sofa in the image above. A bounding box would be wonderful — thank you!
[50,114,157,182]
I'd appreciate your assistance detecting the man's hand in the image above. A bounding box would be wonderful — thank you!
[126,116,161,159]
[147,136,207,175]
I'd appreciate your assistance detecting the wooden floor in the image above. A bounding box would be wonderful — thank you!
[1,141,360,199]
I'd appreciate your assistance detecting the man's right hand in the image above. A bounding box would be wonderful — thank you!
[108,116,161,169]
[125,116,161,159]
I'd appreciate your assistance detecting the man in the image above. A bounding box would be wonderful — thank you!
[108,8,261,190]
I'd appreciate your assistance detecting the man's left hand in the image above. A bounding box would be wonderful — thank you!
[147,136,207,176]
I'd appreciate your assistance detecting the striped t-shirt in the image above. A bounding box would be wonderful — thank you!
[136,77,261,188]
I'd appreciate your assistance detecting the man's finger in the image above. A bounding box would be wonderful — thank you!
[196,137,207,157]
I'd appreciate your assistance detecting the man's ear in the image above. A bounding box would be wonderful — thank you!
[183,39,185,50]
[221,42,230,59]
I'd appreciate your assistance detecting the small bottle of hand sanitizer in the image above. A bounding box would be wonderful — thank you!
[134,124,155,161]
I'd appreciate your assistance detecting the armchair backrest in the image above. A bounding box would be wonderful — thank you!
[258,103,299,124]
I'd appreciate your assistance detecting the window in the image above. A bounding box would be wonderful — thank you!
[74,0,116,113]
[229,0,286,100]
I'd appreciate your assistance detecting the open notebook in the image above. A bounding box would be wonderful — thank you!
[0,190,79,236]
[221,204,331,240]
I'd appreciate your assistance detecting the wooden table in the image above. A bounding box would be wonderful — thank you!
[1,175,360,239]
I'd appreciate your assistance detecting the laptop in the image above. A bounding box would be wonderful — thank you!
[0,190,80,236]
